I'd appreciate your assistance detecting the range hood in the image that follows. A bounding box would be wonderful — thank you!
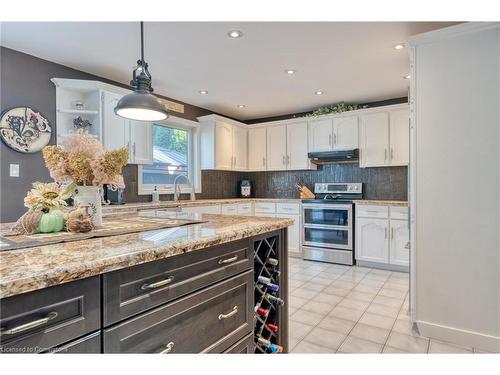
[308,149,359,165]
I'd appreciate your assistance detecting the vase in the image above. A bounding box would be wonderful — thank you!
[73,186,102,227]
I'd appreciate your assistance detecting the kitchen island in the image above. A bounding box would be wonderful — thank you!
[0,212,292,354]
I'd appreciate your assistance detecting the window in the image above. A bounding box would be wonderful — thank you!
[138,119,200,195]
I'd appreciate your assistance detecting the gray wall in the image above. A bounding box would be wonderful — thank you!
[0,47,213,222]
[1,47,407,221]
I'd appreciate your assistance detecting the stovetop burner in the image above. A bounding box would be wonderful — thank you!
[302,182,363,204]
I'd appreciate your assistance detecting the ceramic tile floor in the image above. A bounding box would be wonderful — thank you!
[287,258,480,354]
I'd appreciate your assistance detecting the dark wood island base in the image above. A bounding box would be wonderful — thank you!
[0,229,288,354]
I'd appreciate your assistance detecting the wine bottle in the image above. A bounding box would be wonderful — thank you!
[264,283,279,292]
[256,307,269,318]
[267,258,279,266]
[256,337,282,353]
[257,276,271,284]
[271,269,281,277]
[266,293,285,306]
[267,323,279,333]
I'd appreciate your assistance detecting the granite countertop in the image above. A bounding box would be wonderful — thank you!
[353,199,408,207]
[102,198,302,216]
[0,212,293,299]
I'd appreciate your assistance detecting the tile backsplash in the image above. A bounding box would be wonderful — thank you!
[123,163,407,203]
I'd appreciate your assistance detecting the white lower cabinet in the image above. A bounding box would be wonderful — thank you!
[356,204,409,269]
[221,204,238,215]
[389,219,410,266]
[237,202,253,216]
[278,213,301,258]
[356,217,389,263]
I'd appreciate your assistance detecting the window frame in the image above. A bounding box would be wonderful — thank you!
[137,115,201,195]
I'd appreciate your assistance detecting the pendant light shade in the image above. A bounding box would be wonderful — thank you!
[115,22,169,121]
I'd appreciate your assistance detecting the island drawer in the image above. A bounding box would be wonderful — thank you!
[48,331,101,354]
[103,270,253,353]
[0,276,100,353]
[102,238,252,326]
[223,333,254,353]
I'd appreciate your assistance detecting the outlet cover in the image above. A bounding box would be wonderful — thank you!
[9,164,19,177]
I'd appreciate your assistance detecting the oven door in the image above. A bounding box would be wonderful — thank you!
[302,204,352,228]
[303,226,352,250]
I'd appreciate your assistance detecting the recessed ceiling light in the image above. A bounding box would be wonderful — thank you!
[393,43,405,50]
[285,69,296,75]
[315,90,323,95]
[228,30,243,38]
[403,74,411,79]
[237,104,246,108]
[198,90,208,95]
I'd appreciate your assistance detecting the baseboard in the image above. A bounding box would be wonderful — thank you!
[356,260,409,273]
[416,320,500,353]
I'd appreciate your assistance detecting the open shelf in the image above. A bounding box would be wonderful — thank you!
[57,109,99,115]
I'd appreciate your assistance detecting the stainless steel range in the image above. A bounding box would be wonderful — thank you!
[302,182,363,265]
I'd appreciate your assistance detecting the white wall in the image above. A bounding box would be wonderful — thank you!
[410,23,500,352]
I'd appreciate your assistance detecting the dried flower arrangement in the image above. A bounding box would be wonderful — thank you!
[42,130,128,189]
[24,181,75,211]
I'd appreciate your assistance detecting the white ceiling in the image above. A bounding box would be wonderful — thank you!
[1,22,457,120]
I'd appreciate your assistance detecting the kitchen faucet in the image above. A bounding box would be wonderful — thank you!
[173,174,196,201]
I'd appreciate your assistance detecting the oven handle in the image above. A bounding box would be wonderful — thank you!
[303,223,352,230]
[303,204,353,210]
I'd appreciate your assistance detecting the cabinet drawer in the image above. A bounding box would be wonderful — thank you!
[0,276,100,353]
[390,206,408,220]
[48,331,101,354]
[223,333,254,353]
[221,204,238,215]
[237,203,253,216]
[103,239,252,326]
[356,204,389,219]
[254,202,276,213]
[103,271,253,353]
[276,202,300,215]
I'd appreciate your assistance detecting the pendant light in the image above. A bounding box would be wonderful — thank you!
[115,22,169,121]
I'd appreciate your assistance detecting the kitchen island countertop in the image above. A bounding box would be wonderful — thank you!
[0,212,293,299]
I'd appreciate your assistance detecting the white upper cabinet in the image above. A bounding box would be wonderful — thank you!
[266,124,287,171]
[308,118,333,152]
[389,108,410,166]
[359,106,409,168]
[333,116,358,150]
[308,115,358,152]
[102,90,130,153]
[198,115,248,171]
[248,127,267,170]
[232,125,248,170]
[129,120,153,165]
[215,121,234,170]
[286,121,309,170]
[102,90,152,165]
[360,112,389,167]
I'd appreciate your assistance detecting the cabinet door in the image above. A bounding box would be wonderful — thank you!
[356,217,389,263]
[232,126,248,170]
[129,120,153,164]
[389,219,409,267]
[286,121,309,170]
[102,91,131,160]
[215,121,234,170]
[333,116,358,150]
[359,112,389,167]
[279,213,301,258]
[248,127,267,170]
[389,109,410,166]
[266,125,287,171]
[308,118,333,152]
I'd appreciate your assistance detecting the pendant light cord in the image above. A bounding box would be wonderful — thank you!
[140,21,145,64]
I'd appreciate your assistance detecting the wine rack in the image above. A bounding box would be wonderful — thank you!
[253,229,288,353]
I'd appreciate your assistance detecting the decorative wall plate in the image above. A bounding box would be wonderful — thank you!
[0,107,52,153]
